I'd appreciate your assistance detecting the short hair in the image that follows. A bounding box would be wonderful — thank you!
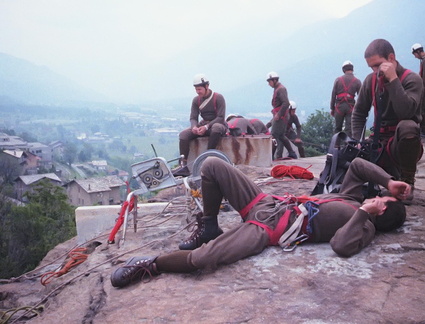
[374,200,406,232]
[364,39,395,60]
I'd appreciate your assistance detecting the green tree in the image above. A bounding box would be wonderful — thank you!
[0,180,76,278]
[63,142,78,165]
[302,109,335,156]
[0,154,22,185]
[109,139,127,153]
[19,131,38,142]
[78,143,93,162]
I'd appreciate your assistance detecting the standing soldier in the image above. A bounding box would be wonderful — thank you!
[330,60,362,137]
[285,101,305,158]
[266,71,297,159]
[411,43,425,137]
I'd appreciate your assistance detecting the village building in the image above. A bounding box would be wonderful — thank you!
[64,175,125,207]
[14,173,62,201]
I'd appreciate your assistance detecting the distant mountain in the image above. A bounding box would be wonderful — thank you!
[0,53,109,105]
[0,0,423,113]
[224,0,425,119]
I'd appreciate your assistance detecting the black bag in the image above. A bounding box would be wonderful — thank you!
[311,132,375,196]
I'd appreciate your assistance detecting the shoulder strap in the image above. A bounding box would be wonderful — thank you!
[399,69,411,82]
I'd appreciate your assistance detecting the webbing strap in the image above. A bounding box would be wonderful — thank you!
[278,205,307,247]
[336,92,354,99]
[239,193,267,219]
[247,209,292,246]
[197,92,218,113]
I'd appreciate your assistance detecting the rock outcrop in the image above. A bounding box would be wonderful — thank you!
[1,155,425,324]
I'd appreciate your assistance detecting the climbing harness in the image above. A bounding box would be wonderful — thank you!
[334,76,358,114]
[239,191,356,251]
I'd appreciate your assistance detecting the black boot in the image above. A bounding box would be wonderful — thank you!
[172,158,190,177]
[110,256,159,288]
[179,213,223,250]
[287,151,298,159]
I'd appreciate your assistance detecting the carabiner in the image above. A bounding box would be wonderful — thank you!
[282,233,309,252]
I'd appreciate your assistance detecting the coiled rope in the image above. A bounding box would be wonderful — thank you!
[271,164,314,180]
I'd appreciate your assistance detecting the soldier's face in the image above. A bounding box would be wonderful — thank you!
[365,53,395,74]
[195,85,208,97]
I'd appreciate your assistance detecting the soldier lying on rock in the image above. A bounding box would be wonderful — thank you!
[111,157,410,288]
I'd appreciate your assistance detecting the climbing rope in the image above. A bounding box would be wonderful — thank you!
[7,200,196,323]
[0,305,44,324]
[40,247,88,286]
[271,164,314,180]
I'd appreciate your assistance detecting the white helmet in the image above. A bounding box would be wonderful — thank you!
[226,114,237,122]
[412,43,423,53]
[342,60,353,68]
[193,73,209,87]
[289,100,297,110]
[266,71,279,81]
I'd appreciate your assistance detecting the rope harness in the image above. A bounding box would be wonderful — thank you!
[334,76,358,114]
[238,192,354,250]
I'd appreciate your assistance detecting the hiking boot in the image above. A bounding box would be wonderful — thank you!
[288,151,298,159]
[110,256,159,288]
[172,165,190,177]
[179,213,223,250]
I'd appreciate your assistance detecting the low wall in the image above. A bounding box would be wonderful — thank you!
[75,202,169,244]
[187,135,273,169]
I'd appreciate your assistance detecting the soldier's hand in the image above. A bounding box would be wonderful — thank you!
[379,62,397,82]
[387,179,411,200]
[198,126,207,135]
[361,198,386,216]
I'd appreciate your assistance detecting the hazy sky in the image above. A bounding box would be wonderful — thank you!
[0,0,373,103]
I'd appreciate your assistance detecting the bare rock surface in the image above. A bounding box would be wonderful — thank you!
[1,154,425,324]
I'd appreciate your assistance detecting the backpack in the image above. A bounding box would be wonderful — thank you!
[311,132,377,196]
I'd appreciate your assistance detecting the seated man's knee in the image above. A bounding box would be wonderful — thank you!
[210,123,226,135]
[396,120,420,139]
[179,128,193,140]
[201,157,223,176]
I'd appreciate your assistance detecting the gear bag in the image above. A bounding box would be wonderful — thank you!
[311,131,376,196]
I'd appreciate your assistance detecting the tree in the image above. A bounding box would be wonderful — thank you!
[0,153,22,185]
[302,109,335,156]
[0,180,76,278]
[63,142,78,165]
[78,143,93,162]
[19,131,38,142]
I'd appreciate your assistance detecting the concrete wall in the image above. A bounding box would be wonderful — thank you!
[187,135,273,169]
[75,202,169,244]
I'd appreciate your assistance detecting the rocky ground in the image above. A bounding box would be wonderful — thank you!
[1,154,425,324]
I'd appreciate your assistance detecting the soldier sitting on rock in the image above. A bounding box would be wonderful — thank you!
[111,157,409,288]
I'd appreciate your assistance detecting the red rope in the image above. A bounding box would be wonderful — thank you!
[271,164,314,180]
[40,247,88,286]
[107,181,135,244]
